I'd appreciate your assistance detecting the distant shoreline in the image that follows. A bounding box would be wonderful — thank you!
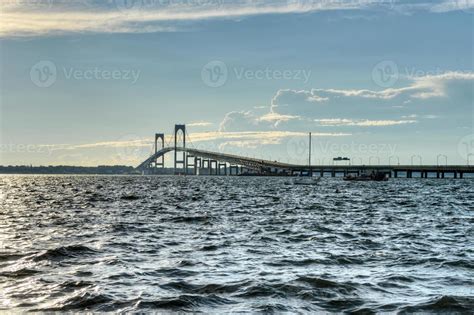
[0,165,137,175]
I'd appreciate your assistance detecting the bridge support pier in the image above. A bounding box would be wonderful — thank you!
[229,165,239,175]
[437,172,440,179]
[186,155,195,175]
[194,157,201,175]
[218,163,227,175]
[460,172,463,179]
[454,171,458,179]
[394,171,398,178]
[210,160,217,175]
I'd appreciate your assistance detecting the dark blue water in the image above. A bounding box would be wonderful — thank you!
[0,175,473,313]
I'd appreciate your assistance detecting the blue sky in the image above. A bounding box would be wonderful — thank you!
[0,0,473,166]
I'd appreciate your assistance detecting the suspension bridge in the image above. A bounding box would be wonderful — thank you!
[136,124,474,178]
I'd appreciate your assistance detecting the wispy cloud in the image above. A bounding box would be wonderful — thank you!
[431,0,474,12]
[1,0,470,37]
[314,118,417,127]
[188,121,214,127]
[258,112,300,123]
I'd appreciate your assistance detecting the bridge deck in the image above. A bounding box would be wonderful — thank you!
[136,147,474,175]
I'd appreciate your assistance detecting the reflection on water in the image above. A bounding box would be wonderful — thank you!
[0,175,473,312]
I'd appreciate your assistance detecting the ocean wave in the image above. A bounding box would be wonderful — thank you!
[398,295,474,313]
[32,245,98,262]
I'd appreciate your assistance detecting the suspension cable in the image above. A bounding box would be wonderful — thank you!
[185,129,196,149]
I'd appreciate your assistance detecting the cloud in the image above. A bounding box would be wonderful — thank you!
[219,111,262,132]
[270,72,473,121]
[219,71,473,132]
[1,0,471,37]
[258,112,300,124]
[188,121,213,127]
[314,118,417,127]
[431,0,474,12]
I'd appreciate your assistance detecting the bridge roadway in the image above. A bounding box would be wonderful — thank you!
[136,147,474,178]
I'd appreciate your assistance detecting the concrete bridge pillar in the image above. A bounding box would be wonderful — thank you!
[229,165,238,175]
[194,156,198,175]
[154,133,165,168]
[174,124,186,174]
[218,163,227,175]
[185,155,195,175]
[210,160,217,175]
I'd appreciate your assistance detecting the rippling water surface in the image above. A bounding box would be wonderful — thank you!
[0,175,473,313]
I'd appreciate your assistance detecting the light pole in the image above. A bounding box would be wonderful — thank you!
[352,157,363,165]
[411,155,422,165]
[468,153,474,166]
[369,156,380,165]
[436,154,447,166]
[389,155,400,166]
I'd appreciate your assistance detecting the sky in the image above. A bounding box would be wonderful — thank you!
[0,0,473,166]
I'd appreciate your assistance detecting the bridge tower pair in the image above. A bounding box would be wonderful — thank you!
[153,124,186,174]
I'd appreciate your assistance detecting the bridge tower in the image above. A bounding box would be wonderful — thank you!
[154,133,165,168]
[174,124,186,174]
